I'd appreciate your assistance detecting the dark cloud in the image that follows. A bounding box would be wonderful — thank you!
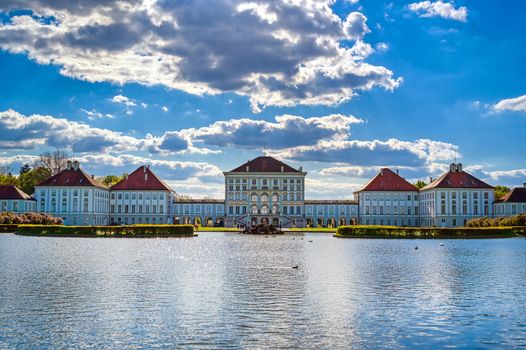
[0,0,400,111]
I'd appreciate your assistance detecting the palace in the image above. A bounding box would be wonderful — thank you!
[2,156,525,228]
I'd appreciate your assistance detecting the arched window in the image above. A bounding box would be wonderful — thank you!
[272,193,278,202]
[251,193,258,202]
[261,193,268,202]
[83,198,89,212]
[61,198,67,212]
[272,205,278,214]
[252,205,258,214]
[51,198,56,212]
[261,205,269,215]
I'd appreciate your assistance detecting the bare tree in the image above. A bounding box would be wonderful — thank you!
[34,150,71,175]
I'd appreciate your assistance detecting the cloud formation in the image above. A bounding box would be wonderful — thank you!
[0,0,400,112]
[270,138,459,168]
[492,94,526,113]
[0,109,146,153]
[408,1,468,22]
[188,114,363,149]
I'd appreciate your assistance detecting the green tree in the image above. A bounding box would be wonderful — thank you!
[99,174,127,187]
[0,166,18,186]
[19,164,31,174]
[494,185,511,199]
[414,180,427,189]
[18,167,52,195]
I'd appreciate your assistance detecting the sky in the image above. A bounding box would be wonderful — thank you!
[0,0,525,199]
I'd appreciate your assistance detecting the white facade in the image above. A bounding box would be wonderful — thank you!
[494,202,526,217]
[304,200,358,227]
[173,200,225,226]
[110,190,172,225]
[35,161,110,226]
[223,158,307,228]
[358,191,420,227]
[493,185,526,217]
[36,186,109,225]
[419,164,494,227]
[0,198,36,214]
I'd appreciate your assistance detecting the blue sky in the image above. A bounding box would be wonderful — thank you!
[0,0,525,198]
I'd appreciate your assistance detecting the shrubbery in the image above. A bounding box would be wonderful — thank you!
[335,225,518,238]
[465,214,526,228]
[16,224,195,237]
[0,212,62,225]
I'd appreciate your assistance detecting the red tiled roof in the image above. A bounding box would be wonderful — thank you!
[229,156,301,173]
[355,168,417,192]
[0,185,34,200]
[37,168,107,189]
[496,187,526,203]
[110,166,172,191]
[421,170,493,191]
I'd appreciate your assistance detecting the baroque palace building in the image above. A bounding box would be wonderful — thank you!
[3,156,525,228]
[223,157,307,228]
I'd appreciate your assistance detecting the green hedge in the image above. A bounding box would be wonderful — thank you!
[16,224,196,237]
[0,224,18,233]
[466,214,526,228]
[335,225,520,239]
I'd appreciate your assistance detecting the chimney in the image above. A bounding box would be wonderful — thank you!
[145,173,148,181]
[91,174,95,179]
[246,165,249,172]
[381,169,384,176]
[396,169,399,175]
[66,160,72,170]
[523,183,526,188]
[429,177,433,183]
[144,165,147,173]
[450,163,456,172]
[281,166,284,172]
[457,163,463,172]
[72,161,79,171]
[299,166,303,172]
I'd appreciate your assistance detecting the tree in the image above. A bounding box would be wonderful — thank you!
[99,174,127,187]
[414,180,427,189]
[494,185,511,199]
[0,165,17,186]
[34,150,70,175]
[19,164,31,174]
[18,167,52,195]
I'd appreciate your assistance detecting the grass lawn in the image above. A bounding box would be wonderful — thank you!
[196,227,241,232]
[286,227,337,233]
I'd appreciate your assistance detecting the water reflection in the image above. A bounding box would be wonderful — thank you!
[1,233,526,348]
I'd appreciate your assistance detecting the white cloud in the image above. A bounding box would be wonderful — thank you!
[408,1,468,22]
[270,138,459,168]
[492,94,526,113]
[162,106,169,112]
[0,0,401,112]
[81,108,114,120]
[483,169,526,181]
[376,42,389,52]
[188,114,363,149]
[0,109,145,153]
[111,94,136,107]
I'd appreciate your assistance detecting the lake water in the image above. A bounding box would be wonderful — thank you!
[1,232,526,349]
